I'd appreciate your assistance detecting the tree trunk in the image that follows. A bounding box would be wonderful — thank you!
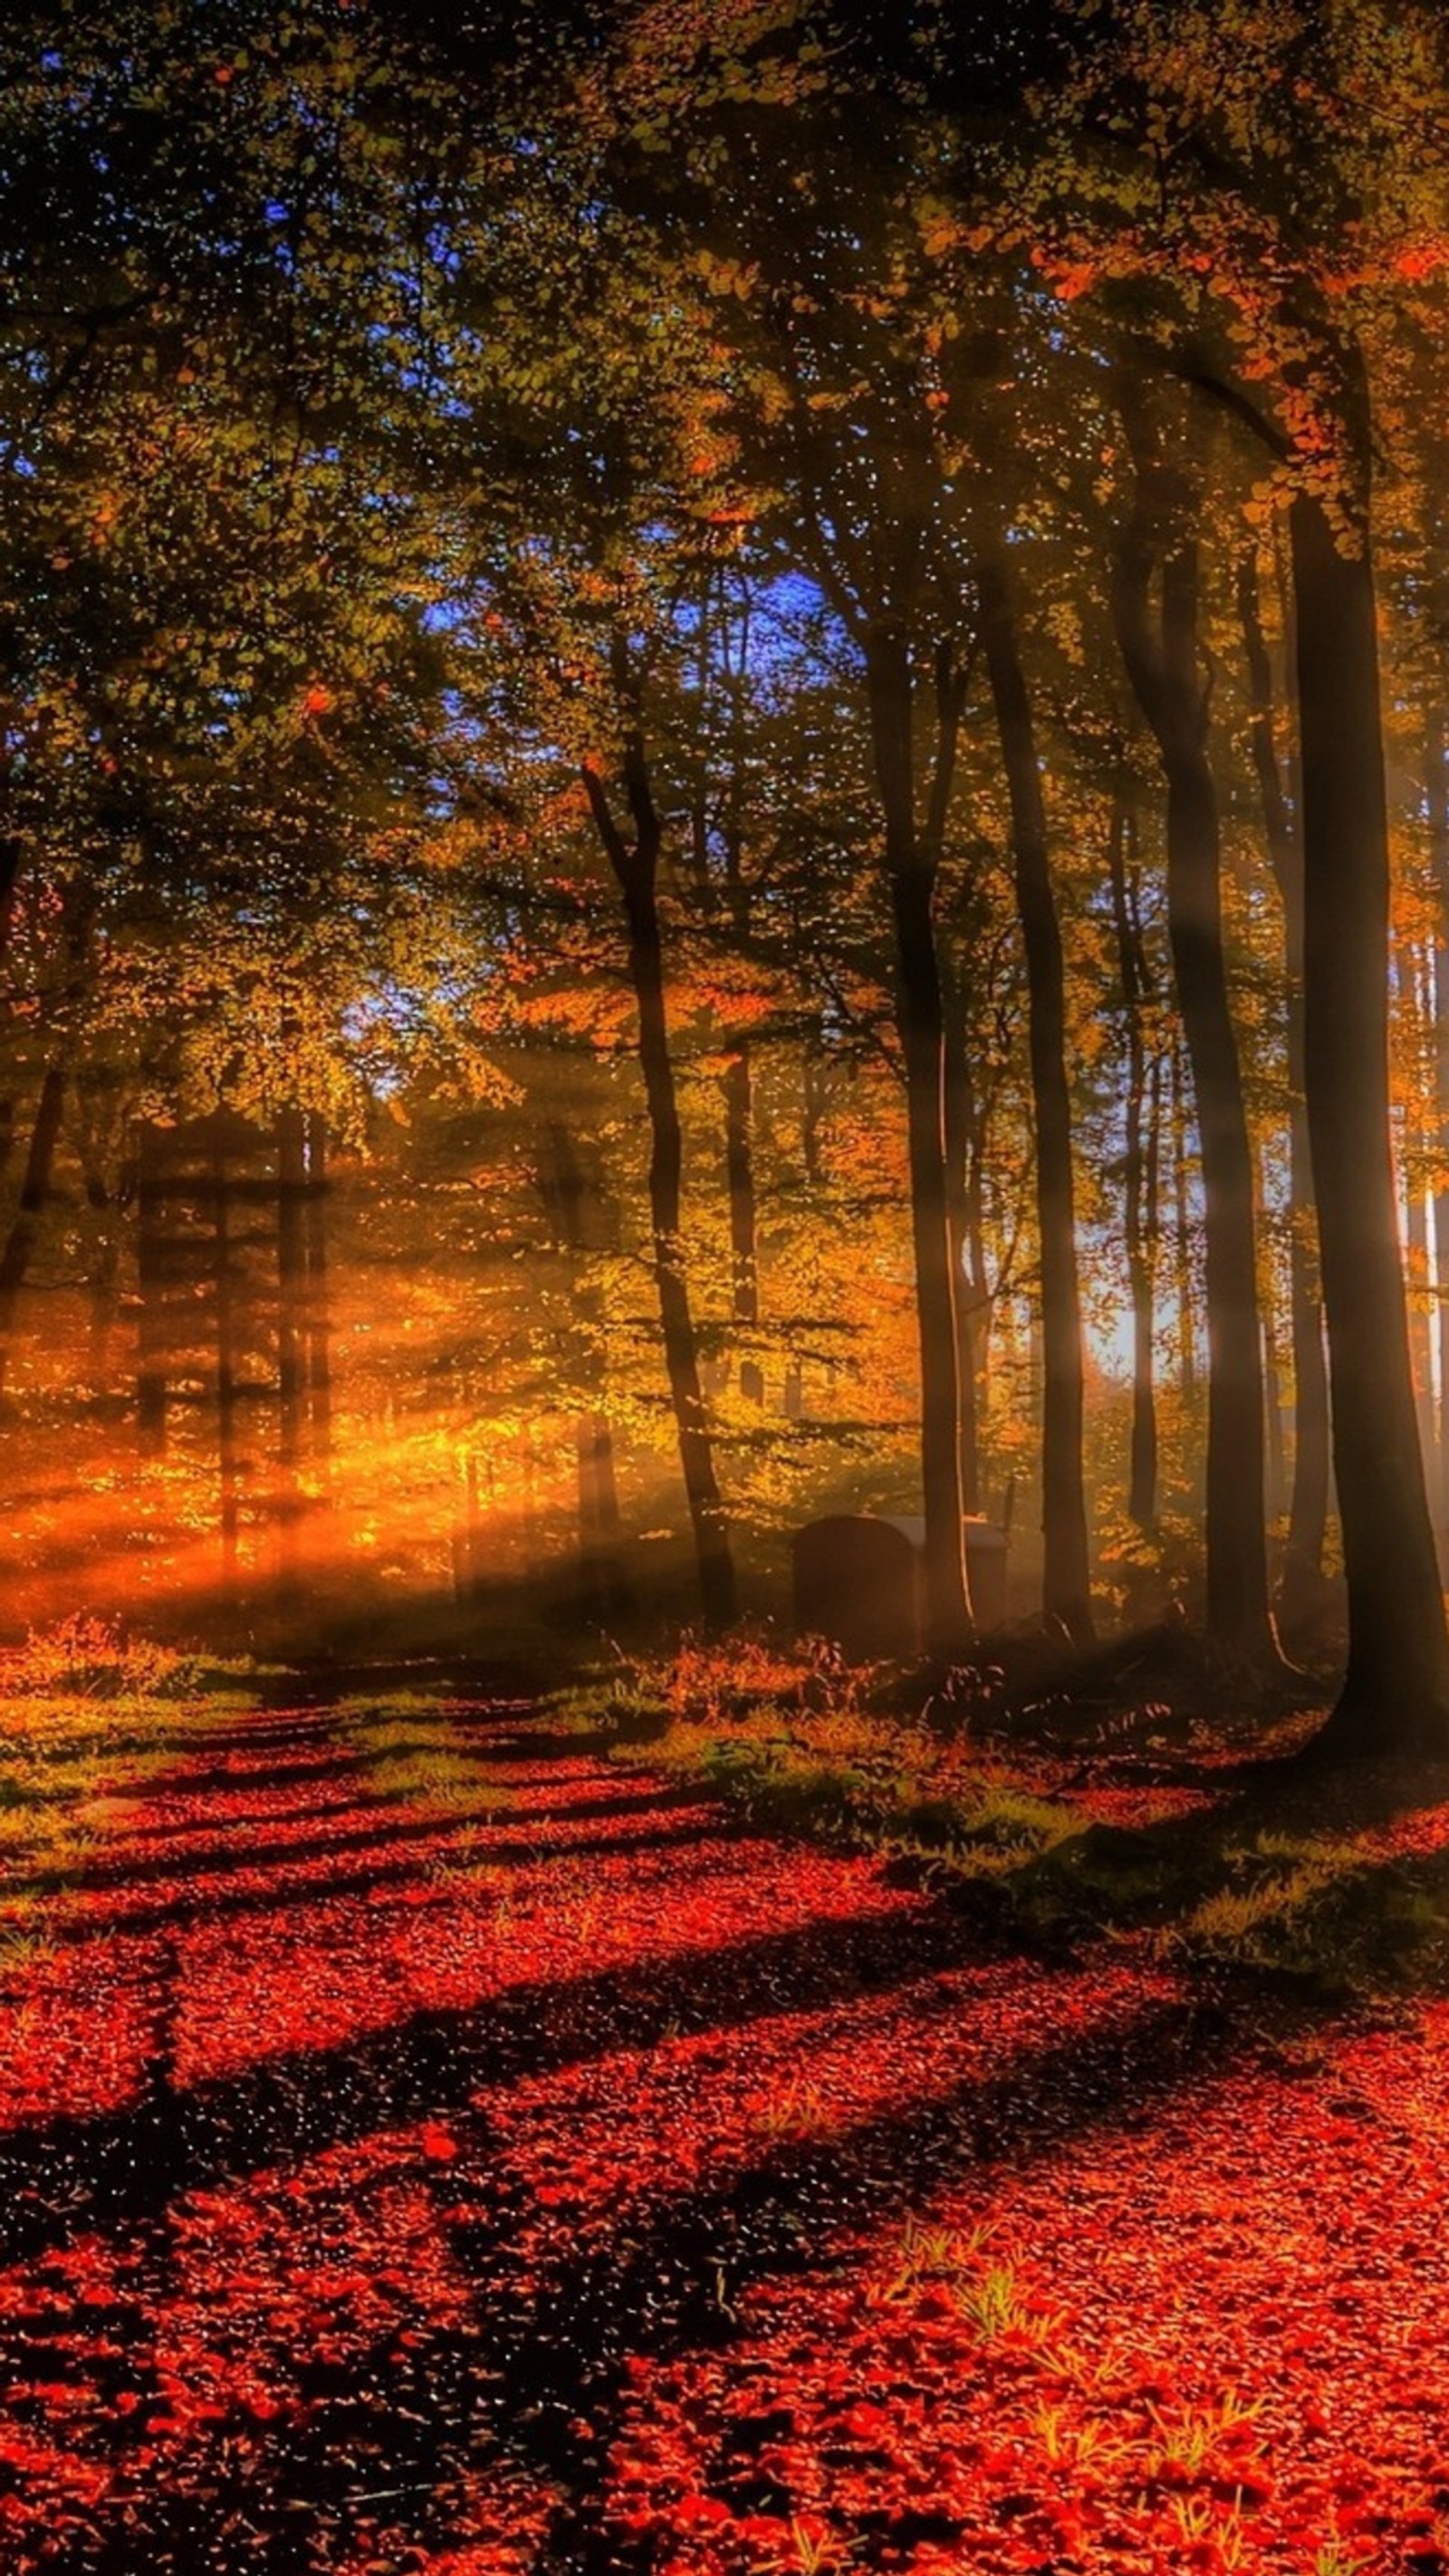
[85,1208,123,1394]
[577,1409,627,1618]
[0,834,23,1195]
[276,1107,308,1586]
[1405,1041,1436,1474]
[0,836,21,956]
[1238,546,1330,1620]
[276,1111,306,1447]
[1291,485,1449,1746]
[1262,1293,1288,1522]
[213,1130,240,1580]
[1108,791,1160,1530]
[0,1066,66,1399]
[0,880,92,1399]
[303,1112,332,1462]
[864,619,974,1655]
[718,654,764,1406]
[976,541,1093,1640]
[1170,1038,1197,1410]
[944,973,984,1517]
[136,1122,168,1456]
[1115,489,1278,1662]
[1425,703,1449,1535]
[542,1120,629,1620]
[724,1041,763,1403]
[582,735,739,1637]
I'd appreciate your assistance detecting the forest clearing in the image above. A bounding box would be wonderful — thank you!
[8,0,1449,2567]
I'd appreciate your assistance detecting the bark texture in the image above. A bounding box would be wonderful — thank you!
[1238,548,1330,1622]
[1291,488,1449,1746]
[865,619,974,1655]
[1115,443,1278,1663]
[976,539,1093,1639]
[583,732,739,1637]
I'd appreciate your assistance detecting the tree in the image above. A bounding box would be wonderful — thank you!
[1041,0,1449,1736]
[1109,390,1279,1664]
[974,531,1094,1639]
[581,711,741,1634]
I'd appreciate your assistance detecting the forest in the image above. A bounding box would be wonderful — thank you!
[5,3,1449,2572]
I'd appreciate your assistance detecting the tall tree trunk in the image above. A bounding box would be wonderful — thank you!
[1108,791,1160,1531]
[1426,703,1449,1535]
[213,1130,240,1580]
[75,1120,124,1397]
[276,1107,308,1585]
[0,834,23,1194]
[0,879,93,1399]
[277,1110,306,1434]
[582,730,739,1637]
[717,594,764,1407]
[1403,945,1436,1474]
[0,1066,66,1399]
[1406,1175,1435,1461]
[944,972,984,1517]
[722,812,762,1403]
[136,1122,168,1456]
[724,1043,762,1400]
[1238,546,1331,1621]
[577,1411,626,1617]
[303,1112,332,1462]
[0,836,21,956]
[1115,499,1279,1662]
[976,541,1093,1641]
[864,619,974,1655]
[1291,485,1449,1746]
[1170,1037,1197,1411]
[542,1120,629,1620]
[1262,1283,1288,1523]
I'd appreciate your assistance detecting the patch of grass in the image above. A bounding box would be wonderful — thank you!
[706,1744,881,1836]
[1169,1828,1449,1988]
[333,1689,451,1724]
[751,2518,857,2576]
[752,2078,840,2147]
[0,1658,259,1956]
[1032,2404,1128,2475]
[0,1921,56,1981]
[1166,2494,1247,2567]
[609,1639,1449,1995]
[870,2216,998,2307]
[340,1701,516,1821]
[598,1648,1087,1874]
[643,1718,1091,1905]
[1140,2389,1262,2485]
[541,1676,672,1745]
[955,2259,1069,2350]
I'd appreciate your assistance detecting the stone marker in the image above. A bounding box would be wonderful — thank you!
[792,1513,1009,1658]
[792,1515,921,1660]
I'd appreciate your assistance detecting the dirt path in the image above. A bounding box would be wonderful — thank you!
[1,1688,1447,2574]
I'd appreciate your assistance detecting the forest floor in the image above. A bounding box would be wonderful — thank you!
[2,1645,1449,2575]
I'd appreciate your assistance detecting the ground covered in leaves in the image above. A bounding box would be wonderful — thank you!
[2,1643,1449,2574]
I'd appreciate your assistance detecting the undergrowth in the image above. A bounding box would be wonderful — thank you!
[554,1639,1449,1993]
[0,1618,240,1967]
[337,1695,516,1821]
[5,1613,204,1701]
